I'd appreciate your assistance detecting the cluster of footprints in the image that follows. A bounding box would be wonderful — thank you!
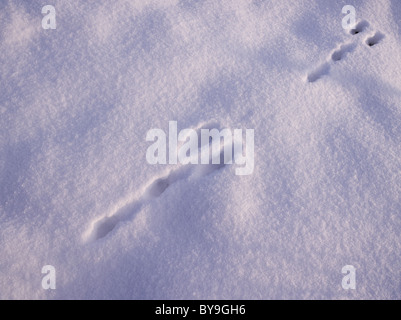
[307,20,385,83]
[84,122,235,243]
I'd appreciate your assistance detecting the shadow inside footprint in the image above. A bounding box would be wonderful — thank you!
[307,63,330,83]
[350,20,369,35]
[90,201,144,241]
[366,32,385,47]
[148,177,170,198]
[331,43,355,62]
[93,215,120,240]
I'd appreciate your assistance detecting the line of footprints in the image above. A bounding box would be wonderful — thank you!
[307,20,385,83]
[84,21,385,243]
[84,122,230,243]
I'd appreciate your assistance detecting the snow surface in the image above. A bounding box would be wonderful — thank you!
[1,0,401,299]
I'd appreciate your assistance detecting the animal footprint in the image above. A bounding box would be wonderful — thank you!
[307,63,330,83]
[85,122,232,242]
[349,20,369,35]
[366,32,385,47]
[331,43,356,62]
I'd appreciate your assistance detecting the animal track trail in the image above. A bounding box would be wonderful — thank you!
[307,42,356,83]
[306,20,385,83]
[306,42,355,83]
[366,32,385,47]
[85,122,230,243]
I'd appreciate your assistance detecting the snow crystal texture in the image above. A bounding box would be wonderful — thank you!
[1,0,401,299]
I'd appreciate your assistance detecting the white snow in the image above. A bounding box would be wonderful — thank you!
[1,0,401,299]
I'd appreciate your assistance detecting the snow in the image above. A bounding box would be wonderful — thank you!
[1,0,401,299]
